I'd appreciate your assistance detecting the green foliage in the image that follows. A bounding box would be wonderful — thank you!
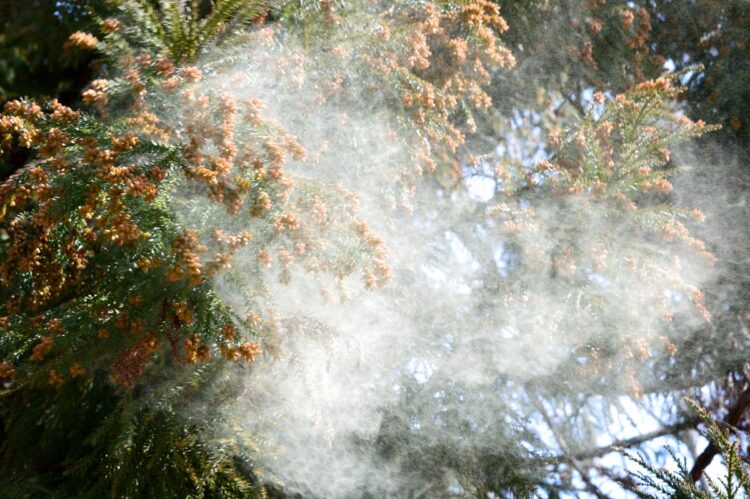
[626,403,750,498]
[105,0,272,62]
[1,363,266,498]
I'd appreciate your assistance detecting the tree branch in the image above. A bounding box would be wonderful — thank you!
[564,92,586,118]
[540,417,701,466]
[690,388,750,482]
[531,394,609,498]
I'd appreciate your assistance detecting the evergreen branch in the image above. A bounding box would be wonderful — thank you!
[690,388,750,482]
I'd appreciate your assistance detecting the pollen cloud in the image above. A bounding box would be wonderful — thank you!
[163,11,723,498]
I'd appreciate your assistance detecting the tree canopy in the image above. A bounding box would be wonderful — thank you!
[2,1,750,497]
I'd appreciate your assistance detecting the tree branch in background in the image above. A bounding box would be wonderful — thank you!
[542,417,701,466]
